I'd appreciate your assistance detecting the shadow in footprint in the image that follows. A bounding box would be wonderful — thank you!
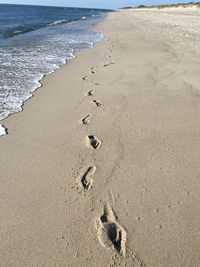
[96,204,127,256]
[91,81,99,86]
[90,66,97,74]
[85,90,95,96]
[82,76,88,81]
[86,135,101,149]
[103,61,116,67]
[81,114,92,125]
[80,166,96,191]
[93,99,102,107]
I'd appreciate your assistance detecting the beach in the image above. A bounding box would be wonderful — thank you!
[1,7,200,266]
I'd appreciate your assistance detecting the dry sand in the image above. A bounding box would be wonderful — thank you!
[1,7,200,267]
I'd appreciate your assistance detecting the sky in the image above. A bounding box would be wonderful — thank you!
[0,0,192,9]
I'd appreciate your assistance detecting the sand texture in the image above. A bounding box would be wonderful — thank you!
[1,7,200,266]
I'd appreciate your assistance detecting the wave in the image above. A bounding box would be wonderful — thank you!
[3,19,70,38]
[3,14,95,39]
[47,19,69,26]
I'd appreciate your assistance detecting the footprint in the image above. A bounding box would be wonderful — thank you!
[96,204,127,256]
[90,67,97,74]
[81,114,92,125]
[93,99,102,107]
[85,89,95,96]
[91,81,99,86]
[86,135,102,149]
[79,166,96,190]
[103,61,116,67]
[82,76,88,81]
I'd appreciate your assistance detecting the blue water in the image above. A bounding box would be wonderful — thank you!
[0,4,109,120]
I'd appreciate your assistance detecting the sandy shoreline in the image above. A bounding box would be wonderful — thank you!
[1,7,200,266]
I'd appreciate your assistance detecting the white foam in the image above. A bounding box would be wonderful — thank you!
[48,19,67,26]
[0,124,7,136]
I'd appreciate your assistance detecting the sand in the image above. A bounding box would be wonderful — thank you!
[1,7,200,266]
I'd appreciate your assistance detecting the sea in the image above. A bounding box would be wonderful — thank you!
[0,4,109,121]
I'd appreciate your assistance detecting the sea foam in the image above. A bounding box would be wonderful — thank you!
[0,124,7,136]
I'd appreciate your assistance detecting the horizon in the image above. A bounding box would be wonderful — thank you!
[0,0,194,9]
[0,3,112,10]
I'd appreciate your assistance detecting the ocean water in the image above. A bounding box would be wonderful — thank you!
[0,4,109,121]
